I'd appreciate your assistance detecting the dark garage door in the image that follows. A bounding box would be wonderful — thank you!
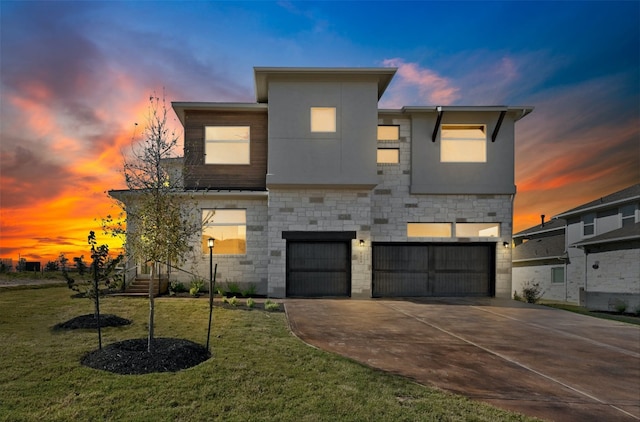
[287,241,351,297]
[373,243,494,297]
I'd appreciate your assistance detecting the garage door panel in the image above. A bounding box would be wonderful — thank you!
[373,273,429,297]
[373,245,429,271]
[287,271,349,297]
[287,241,351,297]
[432,273,490,296]
[373,243,494,297]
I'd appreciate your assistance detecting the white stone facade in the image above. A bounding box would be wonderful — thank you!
[266,188,372,298]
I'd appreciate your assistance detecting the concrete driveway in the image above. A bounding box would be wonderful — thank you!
[285,298,640,422]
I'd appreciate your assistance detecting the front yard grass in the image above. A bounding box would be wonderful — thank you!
[0,287,536,421]
[541,301,640,326]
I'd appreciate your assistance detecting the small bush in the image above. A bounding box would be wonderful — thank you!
[264,299,280,312]
[228,296,239,306]
[190,279,204,297]
[246,297,255,308]
[521,281,543,304]
[226,281,241,295]
[513,290,522,302]
[614,301,628,313]
[169,281,186,296]
[242,283,258,297]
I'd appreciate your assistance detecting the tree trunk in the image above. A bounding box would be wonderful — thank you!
[148,262,155,353]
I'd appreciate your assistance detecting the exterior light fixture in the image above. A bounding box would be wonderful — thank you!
[208,238,214,249]
[359,239,365,247]
[503,241,510,248]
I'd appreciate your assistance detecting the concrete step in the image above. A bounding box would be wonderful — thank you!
[124,277,169,296]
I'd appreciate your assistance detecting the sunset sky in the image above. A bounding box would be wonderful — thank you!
[1,1,639,264]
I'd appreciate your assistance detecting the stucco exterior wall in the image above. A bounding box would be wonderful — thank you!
[409,110,517,195]
[266,79,378,187]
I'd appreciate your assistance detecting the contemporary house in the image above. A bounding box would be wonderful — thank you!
[513,184,640,310]
[114,67,533,298]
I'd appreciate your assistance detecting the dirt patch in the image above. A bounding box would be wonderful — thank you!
[52,314,132,330]
[81,338,211,374]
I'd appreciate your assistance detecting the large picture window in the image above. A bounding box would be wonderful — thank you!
[310,107,336,132]
[202,209,246,254]
[441,125,487,163]
[205,126,250,164]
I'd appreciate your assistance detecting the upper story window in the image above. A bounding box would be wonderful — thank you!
[202,209,246,255]
[582,213,595,236]
[310,107,336,132]
[377,148,399,164]
[441,125,487,163]
[205,126,250,164]
[377,125,400,141]
[621,204,637,227]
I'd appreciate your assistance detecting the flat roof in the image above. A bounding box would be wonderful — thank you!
[171,102,267,125]
[254,66,397,103]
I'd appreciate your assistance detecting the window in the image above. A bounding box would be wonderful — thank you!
[441,125,487,163]
[377,125,400,141]
[310,107,336,132]
[583,213,595,236]
[455,223,500,237]
[377,148,399,164]
[551,267,564,284]
[202,209,246,254]
[205,126,250,164]
[407,223,452,237]
[621,204,637,227]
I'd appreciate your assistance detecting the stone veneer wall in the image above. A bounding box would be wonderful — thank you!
[267,188,372,298]
[375,116,514,298]
[189,196,269,295]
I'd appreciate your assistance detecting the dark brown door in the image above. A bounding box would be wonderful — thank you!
[286,241,351,297]
[372,243,494,297]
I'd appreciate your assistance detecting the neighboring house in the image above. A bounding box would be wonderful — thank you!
[513,184,640,311]
[112,67,533,298]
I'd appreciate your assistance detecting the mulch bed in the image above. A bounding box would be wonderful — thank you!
[52,314,132,330]
[81,338,211,375]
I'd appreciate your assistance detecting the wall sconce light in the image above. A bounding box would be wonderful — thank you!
[359,239,365,247]
[503,241,510,248]
[592,261,599,270]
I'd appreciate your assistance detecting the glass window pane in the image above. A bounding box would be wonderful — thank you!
[551,267,564,283]
[455,223,500,237]
[441,125,486,163]
[377,125,399,140]
[202,210,246,254]
[205,142,249,164]
[407,223,452,237]
[311,107,336,132]
[205,126,250,141]
[377,148,399,164]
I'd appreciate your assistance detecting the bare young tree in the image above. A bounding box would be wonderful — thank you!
[113,94,201,353]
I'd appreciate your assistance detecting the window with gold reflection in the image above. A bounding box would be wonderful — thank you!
[202,209,246,254]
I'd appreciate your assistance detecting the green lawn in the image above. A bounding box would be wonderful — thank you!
[0,286,537,421]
